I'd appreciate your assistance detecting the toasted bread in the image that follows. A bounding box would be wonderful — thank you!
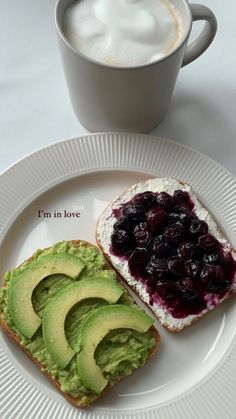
[0,240,160,408]
[96,178,236,332]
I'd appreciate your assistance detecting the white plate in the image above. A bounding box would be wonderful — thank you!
[0,133,236,419]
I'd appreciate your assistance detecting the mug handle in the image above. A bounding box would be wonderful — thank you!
[182,4,217,67]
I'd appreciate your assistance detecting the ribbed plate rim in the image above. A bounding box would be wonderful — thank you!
[0,132,236,419]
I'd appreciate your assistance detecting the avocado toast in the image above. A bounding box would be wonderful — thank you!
[0,240,160,408]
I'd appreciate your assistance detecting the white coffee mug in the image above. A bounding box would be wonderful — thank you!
[55,0,217,133]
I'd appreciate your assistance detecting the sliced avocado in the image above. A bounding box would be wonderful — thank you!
[76,305,154,394]
[8,253,85,339]
[42,277,124,368]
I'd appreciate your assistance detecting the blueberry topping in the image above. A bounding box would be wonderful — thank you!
[200,264,228,292]
[189,219,208,236]
[111,188,235,318]
[178,241,198,260]
[111,230,130,254]
[145,257,168,281]
[201,263,223,280]
[153,235,170,257]
[128,248,149,276]
[168,257,185,276]
[168,208,193,225]
[122,203,145,222]
[113,216,131,231]
[156,282,177,300]
[156,192,174,211]
[168,211,181,224]
[176,278,200,302]
[185,260,201,278]
[203,252,222,264]
[133,192,156,208]
[224,254,236,277]
[133,222,151,246]
[164,223,184,245]
[174,190,193,209]
[198,234,219,252]
[146,207,168,232]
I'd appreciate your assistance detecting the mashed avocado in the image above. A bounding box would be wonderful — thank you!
[0,242,156,405]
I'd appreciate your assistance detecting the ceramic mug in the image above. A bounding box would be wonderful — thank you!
[55,0,217,133]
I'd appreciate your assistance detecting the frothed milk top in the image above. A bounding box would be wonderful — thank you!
[63,0,182,67]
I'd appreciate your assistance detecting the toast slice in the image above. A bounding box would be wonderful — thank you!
[0,240,160,408]
[96,178,236,332]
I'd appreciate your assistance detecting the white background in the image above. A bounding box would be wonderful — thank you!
[0,0,235,174]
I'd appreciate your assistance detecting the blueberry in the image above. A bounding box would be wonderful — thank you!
[156,282,177,300]
[178,242,198,260]
[200,264,228,292]
[133,222,151,246]
[198,234,219,252]
[113,216,131,232]
[163,223,184,245]
[145,257,168,281]
[168,211,181,224]
[111,230,130,254]
[201,264,223,280]
[168,256,185,276]
[122,203,145,222]
[153,235,170,257]
[185,260,201,278]
[203,252,222,264]
[156,192,174,211]
[174,190,188,200]
[174,189,194,210]
[223,254,236,279]
[168,208,194,226]
[176,277,200,302]
[146,207,168,232]
[189,219,208,236]
[128,248,149,276]
[133,192,156,209]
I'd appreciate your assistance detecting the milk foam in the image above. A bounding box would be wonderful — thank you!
[63,0,182,67]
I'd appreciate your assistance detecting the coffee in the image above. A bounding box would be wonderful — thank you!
[63,0,182,67]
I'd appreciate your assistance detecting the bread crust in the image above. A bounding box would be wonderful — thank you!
[96,178,236,333]
[0,240,160,408]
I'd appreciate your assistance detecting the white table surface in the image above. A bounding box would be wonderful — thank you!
[0,0,235,175]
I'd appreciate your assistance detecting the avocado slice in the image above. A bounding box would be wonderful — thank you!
[76,305,154,394]
[8,253,85,339]
[42,277,124,368]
